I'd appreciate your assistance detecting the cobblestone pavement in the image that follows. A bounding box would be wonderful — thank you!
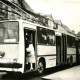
[42,65,80,80]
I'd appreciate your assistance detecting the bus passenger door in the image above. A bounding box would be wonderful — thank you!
[56,36,61,65]
[24,28,36,72]
[76,39,80,63]
[62,34,67,64]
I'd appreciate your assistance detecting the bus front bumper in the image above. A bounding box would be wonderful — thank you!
[0,63,22,68]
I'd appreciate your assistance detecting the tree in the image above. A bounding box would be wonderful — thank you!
[77,32,80,37]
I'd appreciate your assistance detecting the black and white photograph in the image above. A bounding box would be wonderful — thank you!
[0,0,80,80]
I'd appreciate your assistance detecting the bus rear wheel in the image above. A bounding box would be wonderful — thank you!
[70,55,73,65]
[37,60,45,74]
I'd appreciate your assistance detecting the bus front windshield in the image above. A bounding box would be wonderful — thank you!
[0,21,19,43]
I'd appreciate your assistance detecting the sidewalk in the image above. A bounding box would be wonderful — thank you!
[42,65,80,80]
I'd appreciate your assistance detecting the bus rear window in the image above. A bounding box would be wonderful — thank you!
[0,21,19,43]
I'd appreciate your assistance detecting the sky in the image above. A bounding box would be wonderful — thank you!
[26,0,80,34]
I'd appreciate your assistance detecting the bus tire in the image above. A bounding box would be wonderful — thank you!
[37,60,45,74]
[70,55,73,65]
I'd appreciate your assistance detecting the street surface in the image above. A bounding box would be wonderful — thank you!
[0,64,79,80]
[42,65,80,80]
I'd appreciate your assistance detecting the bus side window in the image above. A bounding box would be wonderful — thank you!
[67,35,76,48]
[37,27,55,46]
[0,28,4,42]
[37,27,47,45]
[47,30,55,45]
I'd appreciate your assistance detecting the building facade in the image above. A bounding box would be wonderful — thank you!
[0,0,56,29]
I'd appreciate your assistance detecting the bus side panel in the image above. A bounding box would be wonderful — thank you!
[78,40,80,63]
[37,45,56,68]
[67,47,76,63]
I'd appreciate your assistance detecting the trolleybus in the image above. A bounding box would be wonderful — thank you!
[0,20,79,74]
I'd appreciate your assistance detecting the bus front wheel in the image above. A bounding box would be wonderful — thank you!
[37,60,45,74]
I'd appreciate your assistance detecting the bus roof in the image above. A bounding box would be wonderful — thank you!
[0,19,77,38]
[0,19,56,31]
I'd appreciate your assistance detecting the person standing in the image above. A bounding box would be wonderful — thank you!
[26,40,35,70]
